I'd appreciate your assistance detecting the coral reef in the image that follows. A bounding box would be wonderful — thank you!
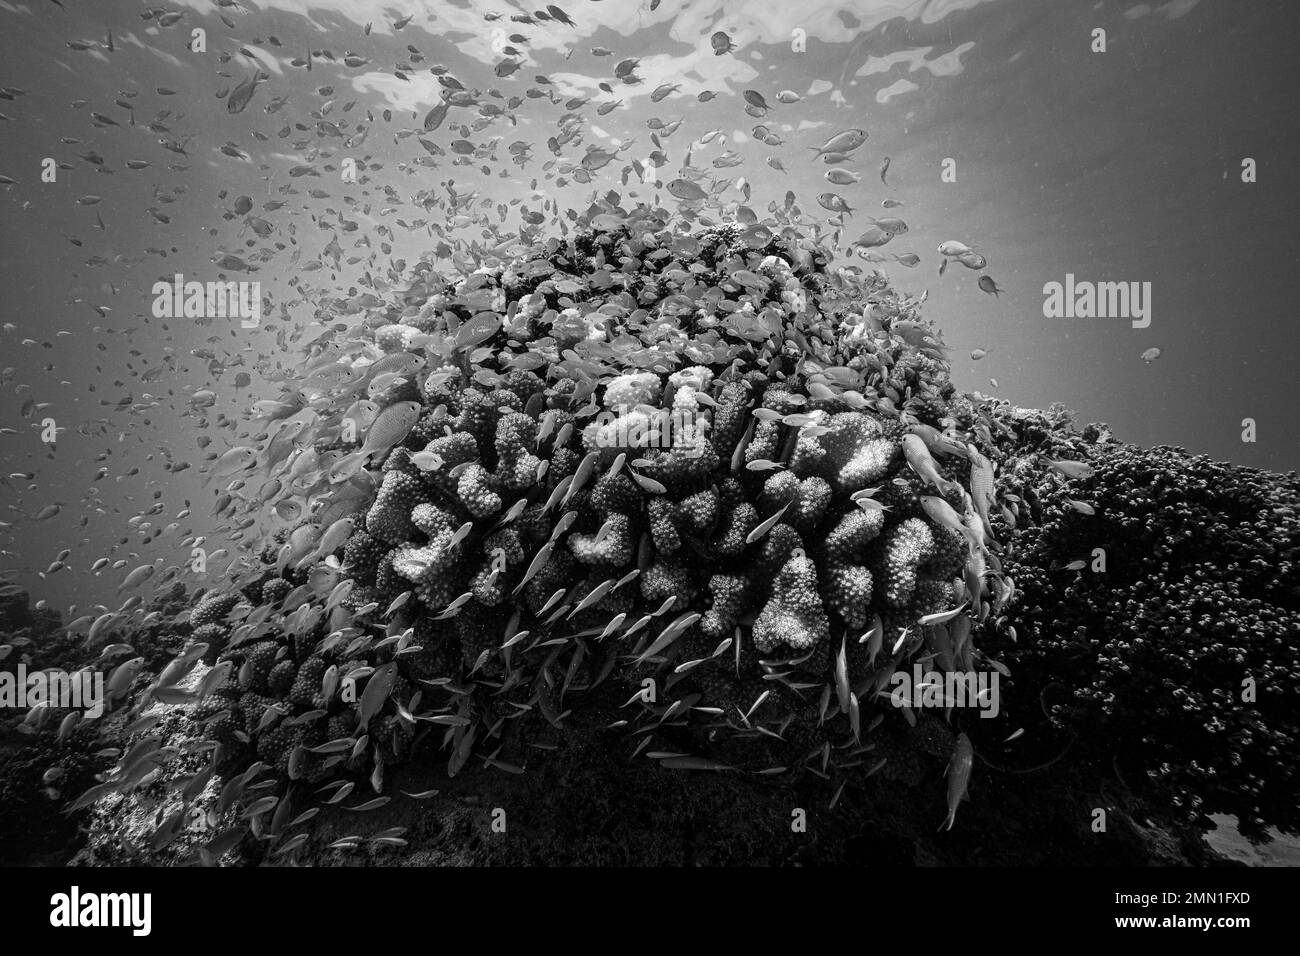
[68,215,1018,863]
[981,426,1300,839]
[31,215,1297,865]
[0,583,189,864]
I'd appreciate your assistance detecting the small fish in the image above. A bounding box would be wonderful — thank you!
[940,733,974,832]
[902,436,960,496]
[1140,347,1161,364]
[118,564,155,592]
[513,542,555,594]
[851,226,894,249]
[1046,459,1095,480]
[920,496,982,551]
[410,451,444,471]
[863,614,884,668]
[658,756,734,771]
[630,472,667,494]
[569,579,615,617]
[592,517,617,546]
[344,796,391,812]
[978,275,1003,297]
[919,604,968,627]
[909,424,966,461]
[816,192,854,216]
[810,128,867,157]
[666,179,708,202]
[546,4,576,28]
[363,401,421,455]
[564,452,600,504]
[447,522,473,549]
[106,657,145,698]
[205,446,258,485]
[710,31,735,56]
[297,517,356,569]
[227,71,268,114]
[938,240,974,257]
[968,448,997,536]
[879,156,890,184]
[745,501,791,545]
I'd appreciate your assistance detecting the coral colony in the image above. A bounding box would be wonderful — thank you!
[1,1,1295,872]
[4,213,1297,866]
[58,215,1026,850]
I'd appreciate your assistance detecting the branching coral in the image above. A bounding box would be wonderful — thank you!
[753,552,831,654]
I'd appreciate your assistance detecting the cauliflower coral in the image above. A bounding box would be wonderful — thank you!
[107,215,1032,859]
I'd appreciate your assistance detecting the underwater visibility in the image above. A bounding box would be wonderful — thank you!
[1,0,1298,897]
